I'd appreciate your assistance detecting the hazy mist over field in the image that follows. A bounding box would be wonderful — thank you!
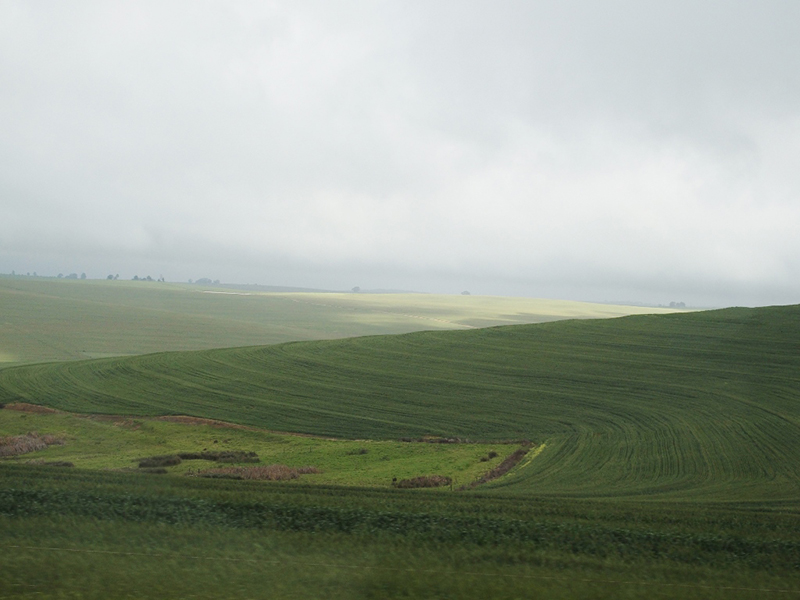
[2,1,799,306]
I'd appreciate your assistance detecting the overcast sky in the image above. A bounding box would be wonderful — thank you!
[2,1,799,306]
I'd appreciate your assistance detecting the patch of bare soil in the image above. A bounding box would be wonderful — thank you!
[0,431,65,457]
[2,403,59,414]
[155,415,256,430]
[154,415,338,439]
[84,415,144,430]
[460,442,532,490]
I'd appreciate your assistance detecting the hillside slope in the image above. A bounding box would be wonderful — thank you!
[2,305,799,502]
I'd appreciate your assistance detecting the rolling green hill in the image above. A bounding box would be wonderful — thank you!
[2,304,799,504]
[0,276,674,365]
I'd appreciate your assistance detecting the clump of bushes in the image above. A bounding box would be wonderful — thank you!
[178,450,259,463]
[139,468,168,475]
[25,460,74,467]
[398,437,472,444]
[0,431,64,457]
[346,448,369,455]
[137,450,260,469]
[479,450,500,462]
[138,455,182,468]
[197,464,321,481]
[393,475,452,489]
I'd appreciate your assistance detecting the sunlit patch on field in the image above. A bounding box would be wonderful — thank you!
[0,352,17,363]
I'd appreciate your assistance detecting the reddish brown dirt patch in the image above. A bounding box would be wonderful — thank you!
[155,415,255,430]
[3,403,59,414]
[0,432,65,457]
[460,443,532,490]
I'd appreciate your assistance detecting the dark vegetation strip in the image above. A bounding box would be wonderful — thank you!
[2,485,799,571]
[197,464,321,480]
[137,451,260,468]
[393,475,452,489]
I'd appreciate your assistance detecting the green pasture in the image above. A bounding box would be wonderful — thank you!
[0,408,512,488]
[2,304,799,504]
[1,465,798,599]
[0,276,675,365]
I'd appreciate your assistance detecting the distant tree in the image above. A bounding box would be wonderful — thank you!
[114,274,119,280]
[188,279,193,284]
[107,274,114,280]
[213,279,220,284]
[461,291,470,295]
[32,272,37,277]
[80,273,86,280]
[66,273,78,279]
[145,275,153,281]
[57,273,63,278]
[132,275,139,281]
[196,278,213,284]
[352,286,360,293]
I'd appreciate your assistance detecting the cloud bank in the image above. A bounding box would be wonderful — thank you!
[2,1,800,306]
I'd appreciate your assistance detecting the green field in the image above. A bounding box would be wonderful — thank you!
[2,299,800,597]
[2,465,798,599]
[0,276,675,365]
[0,407,515,488]
[3,304,799,503]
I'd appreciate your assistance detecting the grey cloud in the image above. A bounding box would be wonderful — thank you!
[1,1,799,307]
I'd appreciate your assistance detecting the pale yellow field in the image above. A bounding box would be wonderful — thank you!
[0,276,678,365]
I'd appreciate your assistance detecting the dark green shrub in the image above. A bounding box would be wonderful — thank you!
[178,451,258,463]
[138,455,181,468]
[393,475,452,489]
[346,448,368,455]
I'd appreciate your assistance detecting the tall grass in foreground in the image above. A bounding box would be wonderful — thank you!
[1,465,798,599]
